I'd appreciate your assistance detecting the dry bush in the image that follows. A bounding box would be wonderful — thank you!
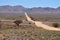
[52,23,59,28]
[14,20,22,27]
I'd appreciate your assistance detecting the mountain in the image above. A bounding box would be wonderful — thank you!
[0,5,60,14]
[0,5,26,13]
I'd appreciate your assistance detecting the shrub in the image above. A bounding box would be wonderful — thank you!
[29,22,31,24]
[30,16,35,21]
[0,21,2,28]
[52,23,59,28]
[14,20,22,27]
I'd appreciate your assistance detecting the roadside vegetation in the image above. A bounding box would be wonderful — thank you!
[0,14,60,40]
[52,23,59,28]
[0,25,60,40]
[14,20,22,27]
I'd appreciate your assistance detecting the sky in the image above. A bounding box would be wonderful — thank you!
[0,0,60,8]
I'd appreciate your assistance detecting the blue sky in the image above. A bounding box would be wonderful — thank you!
[0,0,60,8]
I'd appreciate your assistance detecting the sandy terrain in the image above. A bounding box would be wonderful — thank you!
[25,12,60,31]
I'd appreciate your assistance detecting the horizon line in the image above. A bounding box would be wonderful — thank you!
[0,5,60,8]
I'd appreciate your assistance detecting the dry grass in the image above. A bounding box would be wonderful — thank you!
[0,25,60,40]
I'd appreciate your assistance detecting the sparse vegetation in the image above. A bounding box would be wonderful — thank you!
[0,21,2,28]
[30,16,36,21]
[14,20,22,27]
[0,5,60,40]
[29,22,31,24]
[52,23,59,27]
[0,26,60,40]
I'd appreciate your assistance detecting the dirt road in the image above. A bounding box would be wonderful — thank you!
[25,12,60,31]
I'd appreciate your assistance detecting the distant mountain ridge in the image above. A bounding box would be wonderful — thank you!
[0,5,60,14]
